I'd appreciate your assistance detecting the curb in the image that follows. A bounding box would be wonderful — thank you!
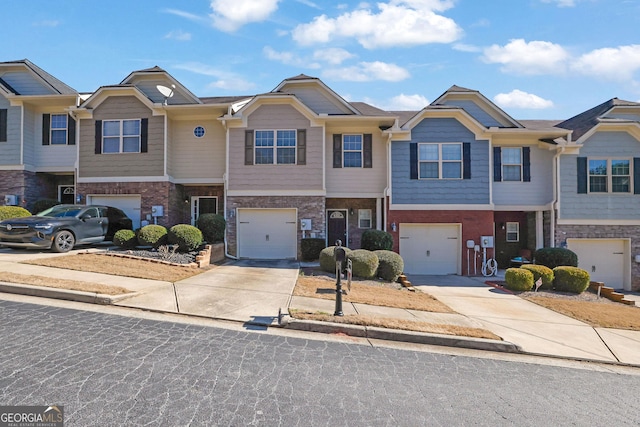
[282,317,522,353]
[0,282,138,305]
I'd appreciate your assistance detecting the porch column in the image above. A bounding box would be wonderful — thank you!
[376,198,382,230]
[536,210,544,249]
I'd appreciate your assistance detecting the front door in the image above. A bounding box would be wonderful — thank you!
[59,185,75,204]
[327,210,347,247]
[191,197,218,225]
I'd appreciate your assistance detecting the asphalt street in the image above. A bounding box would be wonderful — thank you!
[1,298,639,426]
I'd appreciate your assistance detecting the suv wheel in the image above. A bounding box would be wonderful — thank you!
[52,230,75,253]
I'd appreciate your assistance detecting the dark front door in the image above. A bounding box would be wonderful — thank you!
[327,210,347,247]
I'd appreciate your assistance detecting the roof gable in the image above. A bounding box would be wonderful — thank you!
[556,98,640,142]
[0,59,77,96]
[120,66,201,105]
[273,75,359,115]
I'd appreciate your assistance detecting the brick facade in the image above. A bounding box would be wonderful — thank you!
[494,211,530,268]
[326,198,377,249]
[1,170,73,211]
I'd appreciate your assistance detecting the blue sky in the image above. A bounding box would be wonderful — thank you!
[3,0,640,119]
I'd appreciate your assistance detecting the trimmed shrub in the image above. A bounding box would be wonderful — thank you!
[168,224,203,252]
[504,268,534,291]
[374,250,404,282]
[361,229,393,251]
[197,213,225,243]
[113,229,137,248]
[534,247,578,269]
[137,224,168,248]
[301,238,326,261]
[0,206,31,221]
[319,246,353,273]
[521,264,554,290]
[348,249,379,279]
[31,199,60,215]
[553,266,590,294]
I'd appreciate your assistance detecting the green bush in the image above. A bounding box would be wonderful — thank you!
[0,206,31,220]
[197,213,225,243]
[31,199,60,214]
[348,249,379,279]
[360,229,393,251]
[113,229,137,248]
[504,268,534,291]
[553,266,590,293]
[521,264,554,290]
[137,224,168,248]
[319,246,352,273]
[301,238,326,261]
[168,224,203,252]
[534,247,578,269]
[374,250,404,282]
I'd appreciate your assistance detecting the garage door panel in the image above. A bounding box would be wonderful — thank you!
[400,224,460,275]
[567,239,627,290]
[238,209,297,259]
[87,195,141,229]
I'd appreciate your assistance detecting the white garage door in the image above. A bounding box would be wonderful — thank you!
[399,223,460,275]
[87,195,142,229]
[237,209,297,259]
[567,238,629,290]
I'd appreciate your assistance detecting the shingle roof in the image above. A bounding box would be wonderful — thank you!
[350,102,396,117]
[1,59,77,94]
[556,98,640,141]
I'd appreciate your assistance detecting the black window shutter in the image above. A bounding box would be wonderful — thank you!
[245,130,254,165]
[67,115,76,145]
[410,142,418,179]
[333,134,342,168]
[577,157,587,194]
[363,134,372,168]
[140,118,148,153]
[94,120,102,154]
[0,109,6,142]
[522,147,531,182]
[634,158,640,195]
[297,129,306,165]
[493,147,502,182]
[42,114,50,145]
[463,142,471,179]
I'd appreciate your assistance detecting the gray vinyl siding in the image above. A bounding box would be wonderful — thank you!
[493,146,554,206]
[441,99,504,127]
[169,119,226,180]
[560,131,640,220]
[228,104,323,191]
[283,86,351,115]
[0,95,21,165]
[133,79,194,105]
[0,71,52,95]
[79,96,164,178]
[22,107,35,166]
[392,118,490,204]
[607,112,640,121]
[31,110,76,170]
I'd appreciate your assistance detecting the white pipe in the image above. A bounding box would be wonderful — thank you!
[550,146,565,248]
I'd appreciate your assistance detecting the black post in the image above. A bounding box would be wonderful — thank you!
[334,240,345,316]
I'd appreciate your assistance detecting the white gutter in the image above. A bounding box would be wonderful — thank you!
[550,145,566,248]
[383,132,393,232]
[67,109,80,202]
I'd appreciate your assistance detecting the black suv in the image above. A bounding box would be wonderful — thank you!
[0,205,133,252]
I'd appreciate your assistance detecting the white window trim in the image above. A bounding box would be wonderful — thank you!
[50,114,68,145]
[506,222,519,242]
[418,142,463,180]
[502,147,522,182]
[588,157,633,194]
[343,134,363,168]
[254,129,297,165]
[190,196,218,226]
[358,209,372,229]
[102,119,141,154]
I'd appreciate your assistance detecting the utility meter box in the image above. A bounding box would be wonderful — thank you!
[481,236,494,248]
[4,195,18,206]
[300,219,311,231]
[151,205,164,217]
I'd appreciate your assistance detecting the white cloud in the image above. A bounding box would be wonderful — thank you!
[292,0,462,49]
[164,30,192,41]
[263,46,321,68]
[453,43,482,53]
[174,62,256,91]
[541,0,578,7]
[312,48,355,65]
[482,39,569,75]
[572,45,640,81]
[207,78,256,91]
[386,93,430,110]
[163,8,208,24]
[322,61,410,82]
[209,0,281,32]
[494,90,554,109]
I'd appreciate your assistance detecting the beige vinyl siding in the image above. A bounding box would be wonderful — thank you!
[78,96,164,178]
[169,119,225,180]
[279,84,352,114]
[325,125,387,195]
[228,104,323,191]
[130,77,194,105]
[0,95,21,165]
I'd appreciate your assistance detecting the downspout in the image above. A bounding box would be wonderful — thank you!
[550,145,566,248]
[221,118,238,259]
[68,108,79,203]
[383,132,392,232]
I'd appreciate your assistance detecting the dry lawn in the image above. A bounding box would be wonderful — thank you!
[23,253,204,282]
[291,310,501,340]
[295,274,453,313]
[524,295,640,331]
[0,271,131,295]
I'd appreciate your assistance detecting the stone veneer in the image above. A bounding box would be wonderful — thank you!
[226,195,325,259]
[555,224,640,291]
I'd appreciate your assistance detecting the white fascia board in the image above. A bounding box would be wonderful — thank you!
[389,203,494,210]
[557,219,640,226]
[326,192,385,199]
[493,204,553,211]
[77,175,170,183]
[227,189,326,197]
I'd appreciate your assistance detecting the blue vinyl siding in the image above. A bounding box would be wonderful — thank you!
[441,99,504,127]
[392,118,490,204]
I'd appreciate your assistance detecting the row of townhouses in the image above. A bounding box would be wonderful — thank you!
[1,59,639,290]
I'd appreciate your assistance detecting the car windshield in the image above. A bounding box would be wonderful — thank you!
[36,206,83,218]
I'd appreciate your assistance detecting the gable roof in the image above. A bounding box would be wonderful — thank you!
[556,98,640,141]
[0,59,77,95]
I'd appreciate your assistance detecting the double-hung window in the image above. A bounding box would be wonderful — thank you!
[50,114,68,145]
[502,148,522,181]
[506,222,519,242]
[418,143,462,179]
[589,158,631,193]
[343,134,363,168]
[255,130,296,164]
[103,119,141,153]
[358,209,372,229]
